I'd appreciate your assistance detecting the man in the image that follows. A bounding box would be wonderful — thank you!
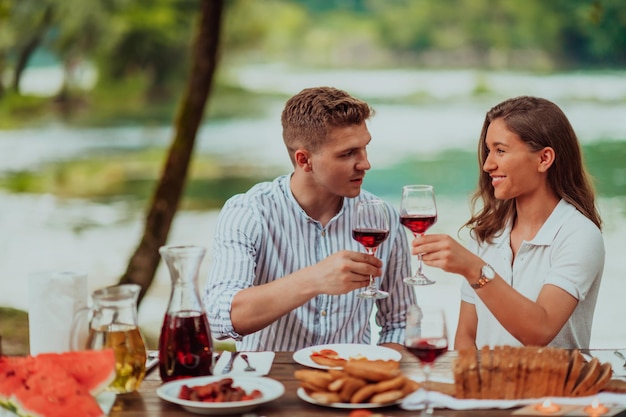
[203,86,417,351]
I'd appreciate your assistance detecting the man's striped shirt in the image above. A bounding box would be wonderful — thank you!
[203,174,417,352]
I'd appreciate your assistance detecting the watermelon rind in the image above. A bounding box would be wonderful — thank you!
[0,402,18,415]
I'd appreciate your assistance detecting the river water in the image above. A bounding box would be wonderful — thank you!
[1,68,625,348]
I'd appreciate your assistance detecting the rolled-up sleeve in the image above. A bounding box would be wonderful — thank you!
[545,219,604,302]
[203,196,260,341]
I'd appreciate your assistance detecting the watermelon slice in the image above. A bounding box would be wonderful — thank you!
[0,349,116,417]
[36,350,116,395]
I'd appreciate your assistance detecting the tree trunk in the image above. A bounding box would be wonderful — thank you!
[0,55,5,98]
[13,5,54,93]
[119,0,224,304]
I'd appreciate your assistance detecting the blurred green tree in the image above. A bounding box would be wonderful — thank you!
[0,0,56,97]
[550,0,626,67]
[96,0,199,100]
[0,0,117,99]
[366,0,625,69]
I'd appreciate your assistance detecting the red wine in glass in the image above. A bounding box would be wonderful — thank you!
[400,185,438,286]
[405,306,447,416]
[158,310,213,382]
[406,337,448,364]
[352,228,390,248]
[352,200,390,299]
[400,215,437,235]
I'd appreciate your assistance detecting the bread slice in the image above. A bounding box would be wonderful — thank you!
[503,346,519,400]
[453,349,469,399]
[479,346,492,399]
[518,346,539,398]
[554,348,570,396]
[571,357,601,396]
[581,362,612,397]
[545,348,567,396]
[602,379,626,394]
[542,348,553,396]
[533,348,552,398]
[564,349,585,395]
[465,348,481,399]
[515,346,531,399]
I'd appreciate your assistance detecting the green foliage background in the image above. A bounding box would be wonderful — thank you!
[0,0,624,205]
[1,0,625,109]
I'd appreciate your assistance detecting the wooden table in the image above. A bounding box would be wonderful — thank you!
[109,350,530,417]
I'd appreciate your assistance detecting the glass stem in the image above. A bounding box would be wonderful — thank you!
[368,274,375,289]
[414,233,424,277]
[367,247,377,289]
[422,364,433,416]
[416,252,424,276]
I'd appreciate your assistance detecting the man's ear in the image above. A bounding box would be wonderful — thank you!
[538,146,555,173]
[294,149,312,172]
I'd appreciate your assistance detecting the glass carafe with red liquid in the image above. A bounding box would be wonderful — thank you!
[158,245,213,382]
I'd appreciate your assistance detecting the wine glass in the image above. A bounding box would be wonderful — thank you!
[400,185,438,285]
[352,199,390,299]
[405,305,448,416]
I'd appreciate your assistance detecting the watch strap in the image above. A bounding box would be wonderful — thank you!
[470,264,495,289]
[470,276,491,289]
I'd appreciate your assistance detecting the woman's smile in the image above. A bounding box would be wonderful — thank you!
[491,175,505,187]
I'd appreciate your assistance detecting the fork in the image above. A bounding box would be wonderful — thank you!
[614,350,626,368]
[221,351,240,374]
[240,353,256,372]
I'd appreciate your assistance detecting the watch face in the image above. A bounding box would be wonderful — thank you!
[482,265,495,280]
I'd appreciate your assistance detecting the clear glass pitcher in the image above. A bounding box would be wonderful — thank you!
[158,245,213,382]
[72,283,147,393]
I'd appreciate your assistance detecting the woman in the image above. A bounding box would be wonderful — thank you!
[414,96,604,349]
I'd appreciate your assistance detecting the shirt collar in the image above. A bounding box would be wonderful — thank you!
[280,174,309,219]
[530,199,574,245]
[489,199,574,248]
[279,174,347,224]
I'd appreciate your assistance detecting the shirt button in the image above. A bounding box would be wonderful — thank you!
[321,310,327,316]
[321,230,326,237]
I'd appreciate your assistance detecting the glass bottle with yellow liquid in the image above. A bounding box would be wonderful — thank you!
[74,283,147,393]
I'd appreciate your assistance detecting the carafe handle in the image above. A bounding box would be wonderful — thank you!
[69,306,91,351]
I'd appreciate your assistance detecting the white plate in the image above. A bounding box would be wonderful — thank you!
[297,388,402,409]
[156,375,284,415]
[292,343,402,369]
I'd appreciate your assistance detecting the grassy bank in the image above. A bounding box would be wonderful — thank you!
[0,79,285,130]
[0,307,29,356]
[0,148,281,210]
[1,140,625,211]
[0,307,159,356]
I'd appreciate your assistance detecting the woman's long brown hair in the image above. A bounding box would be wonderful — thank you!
[465,96,602,244]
